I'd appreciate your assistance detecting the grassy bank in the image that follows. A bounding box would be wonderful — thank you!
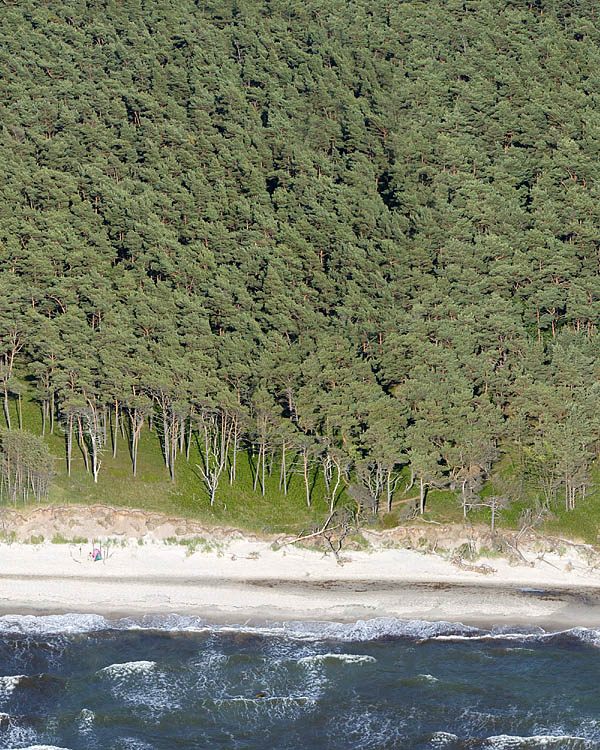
[3,384,600,543]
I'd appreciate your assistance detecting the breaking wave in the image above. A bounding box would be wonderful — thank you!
[0,613,598,648]
[98,660,156,677]
[297,653,376,665]
[481,735,597,749]
[0,676,23,699]
[0,612,598,749]
[427,734,597,749]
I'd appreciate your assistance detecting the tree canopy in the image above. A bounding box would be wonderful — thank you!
[2,0,600,519]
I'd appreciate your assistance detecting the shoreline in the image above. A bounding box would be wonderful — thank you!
[2,533,600,629]
[2,580,600,631]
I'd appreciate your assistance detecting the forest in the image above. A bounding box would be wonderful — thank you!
[2,0,600,534]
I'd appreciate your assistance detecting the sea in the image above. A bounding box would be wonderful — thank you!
[0,613,598,749]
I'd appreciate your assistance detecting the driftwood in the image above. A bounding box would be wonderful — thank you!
[503,537,530,564]
[536,554,560,570]
[451,556,496,575]
[281,512,337,546]
[531,531,596,554]
[281,510,357,565]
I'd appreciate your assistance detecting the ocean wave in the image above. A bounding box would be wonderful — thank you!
[429,732,459,747]
[1,613,600,649]
[214,695,316,705]
[77,707,94,734]
[482,735,597,749]
[298,652,376,665]
[426,732,597,749]
[0,675,24,699]
[0,613,482,641]
[332,708,408,748]
[0,613,109,635]
[431,627,600,649]
[98,660,156,677]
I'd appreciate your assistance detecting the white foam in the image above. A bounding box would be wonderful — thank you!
[0,613,108,635]
[0,613,481,640]
[483,735,596,748]
[1,612,600,649]
[430,732,459,747]
[564,627,600,648]
[98,660,183,714]
[216,695,315,705]
[0,675,24,699]
[77,708,94,733]
[488,735,597,748]
[98,660,156,677]
[333,708,408,747]
[417,673,439,682]
[210,617,484,643]
[298,653,376,665]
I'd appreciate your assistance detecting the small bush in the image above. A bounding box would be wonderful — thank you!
[347,532,370,550]
[380,512,399,529]
[165,536,225,556]
[477,545,501,559]
[51,533,88,544]
[455,542,476,560]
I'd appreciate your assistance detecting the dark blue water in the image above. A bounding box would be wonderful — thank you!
[0,614,598,749]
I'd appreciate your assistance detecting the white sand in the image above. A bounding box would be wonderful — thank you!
[1,535,600,628]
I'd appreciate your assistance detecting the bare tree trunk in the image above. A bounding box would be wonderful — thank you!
[186,415,192,461]
[113,400,119,458]
[230,417,238,485]
[102,404,107,445]
[90,422,102,482]
[78,416,90,473]
[169,412,177,482]
[161,406,170,472]
[330,461,344,513]
[129,408,145,478]
[197,414,227,506]
[3,389,11,430]
[132,424,139,477]
[280,441,287,495]
[253,443,262,492]
[303,447,311,507]
[66,413,73,477]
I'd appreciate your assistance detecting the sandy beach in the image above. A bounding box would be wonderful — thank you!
[1,508,600,628]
